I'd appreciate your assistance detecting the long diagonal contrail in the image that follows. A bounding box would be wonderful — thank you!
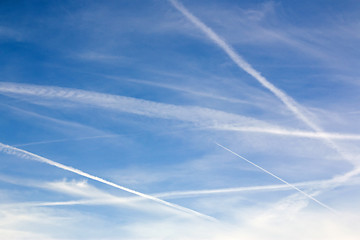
[2,82,360,142]
[215,142,337,213]
[169,0,355,162]
[169,0,318,131]
[0,143,216,221]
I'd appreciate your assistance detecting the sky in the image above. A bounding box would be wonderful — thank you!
[1,0,360,239]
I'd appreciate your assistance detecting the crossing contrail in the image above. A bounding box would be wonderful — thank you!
[169,0,360,202]
[169,0,317,131]
[169,0,357,164]
[215,142,337,213]
[0,142,216,221]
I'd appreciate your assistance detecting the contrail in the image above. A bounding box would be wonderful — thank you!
[13,135,119,147]
[0,142,216,221]
[7,173,360,209]
[169,0,318,131]
[0,82,267,128]
[215,142,337,213]
[4,185,297,208]
[157,174,360,198]
[213,125,360,140]
[1,183,314,208]
[2,82,360,142]
[14,176,360,208]
[103,75,250,104]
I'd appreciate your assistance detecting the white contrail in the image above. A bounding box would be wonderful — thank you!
[14,176,360,208]
[157,173,360,198]
[103,75,250,104]
[3,185,297,208]
[0,142,216,221]
[213,125,360,140]
[0,82,265,127]
[7,173,360,209]
[169,0,318,131]
[0,183,316,208]
[215,142,337,213]
[157,183,308,198]
[2,82,360,142]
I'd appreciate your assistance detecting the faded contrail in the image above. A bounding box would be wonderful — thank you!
[103,75,250,104]
[13,135,119,147]
[213,125,360,140]
[215,142,337,213]
[0,143,216,221]
[2,82,360,142]
[0,82,266,127]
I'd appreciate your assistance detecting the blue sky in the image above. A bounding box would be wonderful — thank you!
[1,0,360,239]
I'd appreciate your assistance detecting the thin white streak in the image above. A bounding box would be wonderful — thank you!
[157,184,299,198]
[7,174,360,209]
[0,185,308,208]
[13,135,119,147]
[0,143,216,221]
[215,142,337,213]
[1,103,108,136]
[215,125,360,140]
[156,174,360,198]
[13,176,360,207]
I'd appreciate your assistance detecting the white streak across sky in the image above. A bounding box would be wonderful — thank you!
[0,142,216,221]
[215,142,336,213]
[1,82,360,141]
[169,0,319,131]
